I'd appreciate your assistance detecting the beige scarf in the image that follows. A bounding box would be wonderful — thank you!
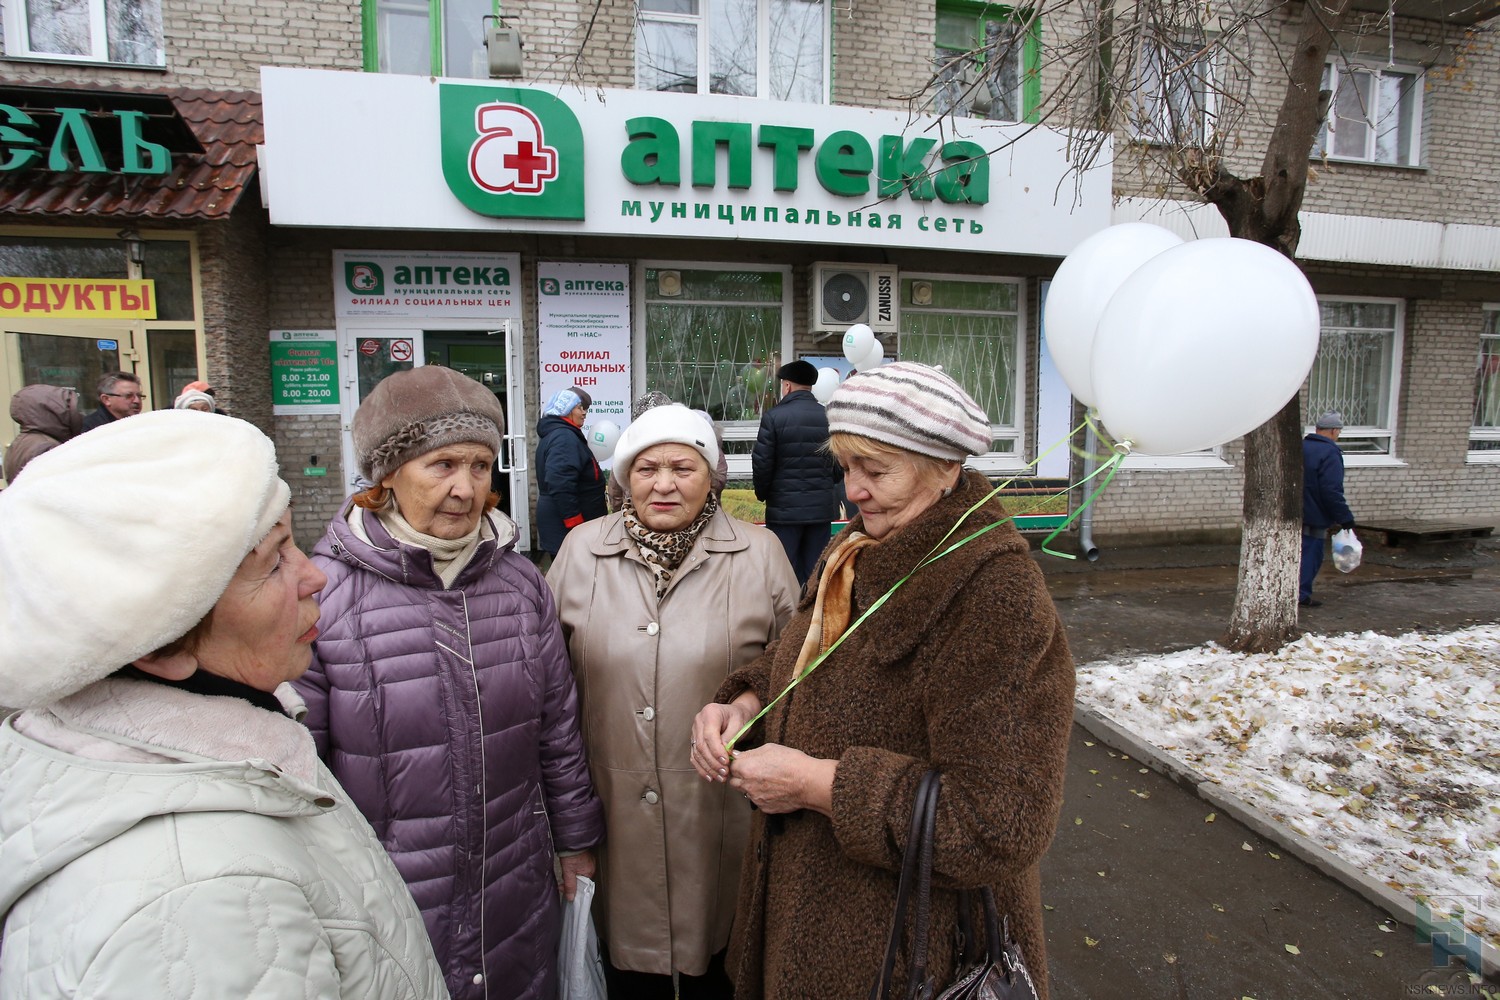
[373,508,486,588]
[790,529,882,677]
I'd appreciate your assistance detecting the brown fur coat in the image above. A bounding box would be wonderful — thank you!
[717,469,1075,1000]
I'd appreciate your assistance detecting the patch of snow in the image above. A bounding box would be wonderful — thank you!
[1077,625,1500,950]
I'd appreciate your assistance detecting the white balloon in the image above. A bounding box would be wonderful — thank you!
[842,324,875,366]
[1089,238,1320,456]
[586,419,621,461]
[1045,223,1184,407]
[853,340,884,372]
[812,367,841,403]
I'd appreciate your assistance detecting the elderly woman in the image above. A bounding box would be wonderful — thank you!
[692,363,1075,1000]
[174,387,216,412]
[295,365,603,1000]
[548,405,798,998]
[535,384,608,555]
[0,411,445,998]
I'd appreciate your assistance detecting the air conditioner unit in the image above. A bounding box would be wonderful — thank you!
[810,263,899,333]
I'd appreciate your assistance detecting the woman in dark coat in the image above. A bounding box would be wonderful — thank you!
[535,385,608,554]
[296,365,604,1000]
[692,362,1075,1000]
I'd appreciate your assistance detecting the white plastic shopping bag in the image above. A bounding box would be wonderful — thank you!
[1332,528,1362,574]
[557,874,606,1000]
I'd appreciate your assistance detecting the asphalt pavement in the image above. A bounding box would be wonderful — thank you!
[1035,537,1500,999]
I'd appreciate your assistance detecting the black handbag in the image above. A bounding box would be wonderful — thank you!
[871,771,1041,1000]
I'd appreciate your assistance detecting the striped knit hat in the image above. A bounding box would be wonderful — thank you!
[826,362,990,461]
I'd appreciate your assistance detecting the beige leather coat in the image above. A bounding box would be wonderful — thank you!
[547,508,798,976]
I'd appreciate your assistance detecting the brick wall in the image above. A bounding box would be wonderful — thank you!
[0,0,361,91]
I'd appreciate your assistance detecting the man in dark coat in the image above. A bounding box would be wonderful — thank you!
[1301,410,1356,607]
[80,371,142,431]
[535,385,607,555]
[752,359,840,586]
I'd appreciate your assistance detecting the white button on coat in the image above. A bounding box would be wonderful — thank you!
[644,790,660,804]
[646,621,660,636]
[472,973,483,985]
[642,706,655,721]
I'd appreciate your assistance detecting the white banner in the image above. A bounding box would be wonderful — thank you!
[264,68,1112,258]
[333,250,522,320]
[537,262,631,462]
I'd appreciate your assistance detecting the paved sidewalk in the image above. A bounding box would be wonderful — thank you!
[1036,541,1500,999]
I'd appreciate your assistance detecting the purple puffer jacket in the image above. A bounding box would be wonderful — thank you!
[295,502,604,1000]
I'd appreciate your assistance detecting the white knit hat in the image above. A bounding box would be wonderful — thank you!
[611,405,722,486]
[0,410,290,708]
[174,389,215,411]
[826,362,991,461]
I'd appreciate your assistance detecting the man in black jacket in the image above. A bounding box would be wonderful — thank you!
[752,359,840,586]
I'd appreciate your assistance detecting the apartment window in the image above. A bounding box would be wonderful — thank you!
[364,0,493,78]
[3,0,163,65]
[932,2,1037,123]
[898,275,1023,468]
[635,0,826,102]
[1127,33,1214,146]
[1471,309,1500,460]
[1307,298,1402,456]
[1314,63,1422,166]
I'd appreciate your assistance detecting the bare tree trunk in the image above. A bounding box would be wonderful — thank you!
[1183,0,1349,651]
[1223,398,1305,650]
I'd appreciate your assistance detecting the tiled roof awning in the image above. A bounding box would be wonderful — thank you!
[0,84,261,221]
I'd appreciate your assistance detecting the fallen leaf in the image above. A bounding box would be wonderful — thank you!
[1084,741,1095,747]
[1139,768,1149,774]
[1044,904,1055,911]
[1285,943,1301,955]
[1205,812,1216,823]
[1164,952,1177,964]
[1085,936,1099,947]
[1097,871,1106,877]
[1242,842,1254,852]
[1213,903,1225,912]
[1378,924,1394,933]
[1372,949,1384,958]
[1268,852,1281,860]
[1074,817,1083,825]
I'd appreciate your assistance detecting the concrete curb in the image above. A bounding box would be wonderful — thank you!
[1073,703,1500,979]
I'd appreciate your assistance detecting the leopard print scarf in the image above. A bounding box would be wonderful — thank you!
[623,489,721,600]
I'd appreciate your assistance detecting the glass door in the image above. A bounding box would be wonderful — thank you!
[338,329,425,489]
[3,326,134,461]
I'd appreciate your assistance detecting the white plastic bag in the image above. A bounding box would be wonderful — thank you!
[557,874,606,1000]
[1332,528,1362,574]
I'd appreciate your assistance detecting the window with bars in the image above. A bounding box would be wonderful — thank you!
[635,0,826,102]
[1306,298,1401,456]
[363,0,493,78]
[897,275,1021,466]
[1471,309,1500,459]
[640,266,791,466]
[931,1,1037,123]
[1314,62,1422,167]
[1127,32,1215,146]
[3,0,163,65]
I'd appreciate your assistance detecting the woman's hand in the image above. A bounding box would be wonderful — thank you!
[558,850,596,901]
[691,691,760,782]
[728,744,837,817]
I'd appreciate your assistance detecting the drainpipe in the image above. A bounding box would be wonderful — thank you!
[1076,420,1102,562]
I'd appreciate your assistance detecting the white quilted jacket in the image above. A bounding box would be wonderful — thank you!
[0,678,449,999]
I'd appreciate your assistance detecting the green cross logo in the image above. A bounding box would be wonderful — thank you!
[440,84,584,220]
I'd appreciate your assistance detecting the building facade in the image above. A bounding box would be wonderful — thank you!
[2,0,1497,551]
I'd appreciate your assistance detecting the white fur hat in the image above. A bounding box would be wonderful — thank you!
[611,404,721,487]
[0,410,290,708]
